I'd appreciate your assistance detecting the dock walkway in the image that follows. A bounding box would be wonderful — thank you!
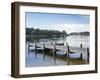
[29,42,87,54]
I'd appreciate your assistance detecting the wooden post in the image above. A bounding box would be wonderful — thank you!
[68,53,70,59]
[80,44,82,48]
[27,42,30,53]
[80,43,83,60]
[86,48,89,64]
[66,44,69,65]
[34,42,37,51]
[43,43,45,60]
[34,42,37,58]
[80,53,83,59]
[53,44,56,63]
[67,45,70,52]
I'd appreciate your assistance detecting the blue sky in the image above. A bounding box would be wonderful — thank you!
[25,12,90,33]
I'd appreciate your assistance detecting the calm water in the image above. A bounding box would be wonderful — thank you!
[26,35,89,67]
[38,35,89,48]
[65,35,89,48]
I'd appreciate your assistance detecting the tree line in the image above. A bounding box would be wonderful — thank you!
[69,31,90,36]
[26,28,67,42]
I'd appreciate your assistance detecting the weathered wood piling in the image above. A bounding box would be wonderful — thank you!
[66,43,69,65]
[34,42,37,58]
[53,44,56,63]
[86,48,89,63]
[43,43,45,60]
[27,42,30,53]
[80,44,83,60]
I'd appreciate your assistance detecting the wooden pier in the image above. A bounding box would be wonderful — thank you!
[29,42,86,53]
[27,42,89,65]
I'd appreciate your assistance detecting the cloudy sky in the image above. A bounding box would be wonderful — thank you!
[25,12,90,33]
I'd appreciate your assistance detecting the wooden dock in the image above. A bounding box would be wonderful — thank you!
[29,42,87,54]
[27,42,89,64]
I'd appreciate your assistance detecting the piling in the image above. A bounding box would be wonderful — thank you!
[86,48,89,63]
[53,44,56,63]
[27,42,30,53]
[80,44,83,60]
[43,43,45,60]
[80,44,83,48]
[67,45,70,52]
[80,53,83,59]
[66,44,70,65]
[34,42,37,51]
[34,42,37,58]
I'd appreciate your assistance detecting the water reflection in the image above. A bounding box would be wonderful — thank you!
[26,35,89,67]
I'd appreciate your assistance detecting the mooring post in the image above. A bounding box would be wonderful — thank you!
[68,45,70,52]
[80,43,83,60]
[27,42,30,53]
[34,42,37,58]
[43,43,45,60]
[34,42,37,51]
[80,44,82,48]
[80,53,83,59]
[66,44,69,65]
[86,48,89,64]
[53,44,56,63]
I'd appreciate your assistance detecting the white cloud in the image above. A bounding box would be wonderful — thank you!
[32,24,89,34]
